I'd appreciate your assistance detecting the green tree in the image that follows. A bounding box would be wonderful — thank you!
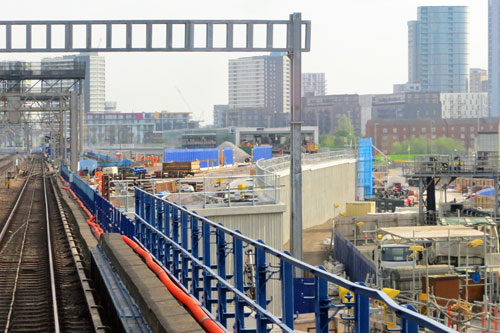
[335,115,355,139]
[431,137,465,154]
[320,134,335,148]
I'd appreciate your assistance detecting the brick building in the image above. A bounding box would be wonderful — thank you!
[366,117,500,154]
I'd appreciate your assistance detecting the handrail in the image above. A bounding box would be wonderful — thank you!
[256,149,356,174]
[134,187,454,332]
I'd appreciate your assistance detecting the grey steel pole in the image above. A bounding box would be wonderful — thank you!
[59,98,64,163]
[289,12,303,270]
[70,92,78,172]
[79,79,85,157]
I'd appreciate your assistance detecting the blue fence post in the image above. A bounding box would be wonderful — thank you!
[202,221,213,312]
[255,242,268,332]
[216,227,228,327]
[281,252,294,330]
[172,207,180,279]
[233,231,245,332]
[181,209,189,289]
[401,305,419,333]
[163,202,172,271]
[354,282,370,333]
[315,267,329,333]
[191,216,200,300]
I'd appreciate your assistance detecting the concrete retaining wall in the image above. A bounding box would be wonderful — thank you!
[195,204,285,317]
[279,159,357,247]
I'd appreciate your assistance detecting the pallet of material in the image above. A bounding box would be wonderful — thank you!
[162,161,200,172]
[154,181,177,193]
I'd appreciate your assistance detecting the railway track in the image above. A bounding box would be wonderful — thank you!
[0,157,102,332]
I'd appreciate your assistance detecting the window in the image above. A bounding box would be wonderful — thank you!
[393,128,397,133]
[383,128,388,133]
[381,246,411,262]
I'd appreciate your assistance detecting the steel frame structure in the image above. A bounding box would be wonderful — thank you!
[0,14,309,262]
[403,155,500,224]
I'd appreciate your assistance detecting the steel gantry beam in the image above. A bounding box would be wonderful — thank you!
[0,14,311,263]
[0,19,310,53]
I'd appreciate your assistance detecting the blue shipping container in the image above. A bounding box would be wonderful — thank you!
[253,146,272,162]
[223,148,234,166]
[164,148,220,168]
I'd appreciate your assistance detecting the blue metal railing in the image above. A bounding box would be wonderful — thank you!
[61,164,70,182]
[70,174,96,215]
[132,187,455,333]
[59,165,455,333]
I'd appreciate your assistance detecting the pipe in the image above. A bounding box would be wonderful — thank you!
[62,187,102,238]
[121,235,223,333]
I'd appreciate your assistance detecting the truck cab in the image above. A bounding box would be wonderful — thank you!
[380,244,414,269]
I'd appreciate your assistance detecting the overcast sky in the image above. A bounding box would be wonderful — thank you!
[0,0,488,124]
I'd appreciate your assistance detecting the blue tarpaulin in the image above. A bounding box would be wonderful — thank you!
[79,159,98,172]
[477,187,494,197]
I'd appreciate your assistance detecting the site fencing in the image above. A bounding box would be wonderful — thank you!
[334,230,377,284]
[109,174,281,212]
[61,164,454,333]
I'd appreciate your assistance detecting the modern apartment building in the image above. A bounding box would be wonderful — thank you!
[228,53,291,114]
[42,53,106,113]
[470,68,488,93]
[408,6,469,93]
[489,0,500,116]
[302,72,326,97]
[440,93,488,119]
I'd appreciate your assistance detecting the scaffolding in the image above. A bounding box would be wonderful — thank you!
[402,154,500,224]
[374,224,500,332]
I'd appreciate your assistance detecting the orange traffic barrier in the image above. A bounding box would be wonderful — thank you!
[122,235,223,333]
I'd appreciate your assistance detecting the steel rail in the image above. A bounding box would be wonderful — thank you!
[3,185,36,333]
[48,176,105,331]
[0,156,34,242]
[43,165,61,332]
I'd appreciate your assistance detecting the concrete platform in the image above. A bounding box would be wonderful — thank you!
[100,233,204,333]
[56,176,204,333]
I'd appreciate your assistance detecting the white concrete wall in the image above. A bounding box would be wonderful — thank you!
[195,204,285,318]
[279,158,357,248]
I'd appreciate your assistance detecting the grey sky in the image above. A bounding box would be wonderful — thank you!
[0,0,487,124]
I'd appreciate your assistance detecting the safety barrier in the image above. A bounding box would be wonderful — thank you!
[61,164,70,182]
[334,230,376,284]
[132,187,454,333]
[95,194,134,236]
[60,164,454,333]
[70,174,96,215]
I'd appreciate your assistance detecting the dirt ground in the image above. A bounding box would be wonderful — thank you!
[283,218,334,267]
[0,171,26,225]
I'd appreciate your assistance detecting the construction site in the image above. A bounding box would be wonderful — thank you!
[0,13,495,333]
